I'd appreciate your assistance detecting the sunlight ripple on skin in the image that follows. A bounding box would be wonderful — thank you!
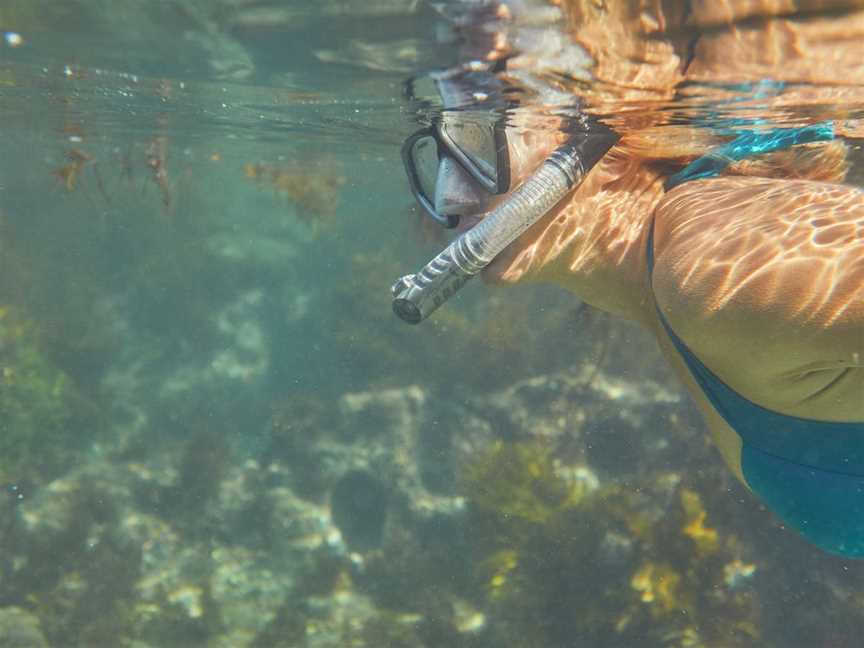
[657,177,864,330]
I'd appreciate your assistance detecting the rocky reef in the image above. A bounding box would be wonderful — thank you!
[3,300,864,647]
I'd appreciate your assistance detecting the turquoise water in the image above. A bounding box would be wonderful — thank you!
[1,1,863,647]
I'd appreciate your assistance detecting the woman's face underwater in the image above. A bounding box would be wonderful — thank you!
[445,116,572,280]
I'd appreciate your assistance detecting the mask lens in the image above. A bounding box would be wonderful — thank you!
[440,118,498,182]
[408,134,440,202]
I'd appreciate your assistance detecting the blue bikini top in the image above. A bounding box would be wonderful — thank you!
[665,121,835,190]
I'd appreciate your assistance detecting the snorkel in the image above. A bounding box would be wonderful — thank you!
[392,126,617,323]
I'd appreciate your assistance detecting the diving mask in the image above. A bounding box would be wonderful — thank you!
[393,124,618,323]
[402,66,513,228]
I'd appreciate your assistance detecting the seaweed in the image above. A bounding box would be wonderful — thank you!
[0,306,100,481]
[459,439,763,647]
[243,159,346,230]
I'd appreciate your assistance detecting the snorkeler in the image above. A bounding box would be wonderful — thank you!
[394,0,864,556]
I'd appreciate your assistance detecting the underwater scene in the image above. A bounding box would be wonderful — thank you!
[1,0,863,646]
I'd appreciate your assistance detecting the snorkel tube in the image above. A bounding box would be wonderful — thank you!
[392,126,617,324]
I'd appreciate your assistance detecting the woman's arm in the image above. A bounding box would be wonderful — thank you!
[650,176,864,421]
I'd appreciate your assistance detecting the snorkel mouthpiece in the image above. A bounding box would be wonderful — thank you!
[392,128,617,323]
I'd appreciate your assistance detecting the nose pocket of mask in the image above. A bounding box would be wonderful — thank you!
[433,155,489,218]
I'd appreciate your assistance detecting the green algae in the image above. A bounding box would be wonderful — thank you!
[0,307,96,480]
[461,440,585,528]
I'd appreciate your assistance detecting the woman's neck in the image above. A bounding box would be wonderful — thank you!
[490,150,663,326]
